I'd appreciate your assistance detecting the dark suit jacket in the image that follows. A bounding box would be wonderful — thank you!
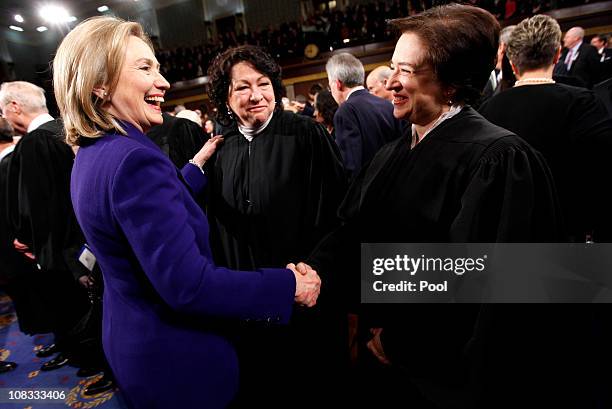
[555,43,602,88]
[599,48,612,82]
[333,88,402,178]
[71,121,295,409]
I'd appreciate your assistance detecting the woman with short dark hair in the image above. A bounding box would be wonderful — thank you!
[387,4,501,107]
[307,4,563,407]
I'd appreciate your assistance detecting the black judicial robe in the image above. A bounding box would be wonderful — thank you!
[6,120,84,272]
[1,150,49,334]
[147,112,206,168]
[206,110,347,404]
[479,83,612,242]
[5,119,89,335]
[207,110,346,270]
[308,107,574,408]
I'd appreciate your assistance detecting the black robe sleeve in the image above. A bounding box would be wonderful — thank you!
[301,121,348,249]
[450,137,564,242]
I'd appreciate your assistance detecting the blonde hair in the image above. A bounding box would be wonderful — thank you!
[53,16,153,146]
[506,15,561,74]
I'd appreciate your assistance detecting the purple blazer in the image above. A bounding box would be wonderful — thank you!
[71,122,295,409]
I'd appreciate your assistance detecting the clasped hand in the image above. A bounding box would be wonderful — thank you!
[286,262,321,307]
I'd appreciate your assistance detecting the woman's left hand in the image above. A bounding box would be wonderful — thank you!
[192,135,224,167]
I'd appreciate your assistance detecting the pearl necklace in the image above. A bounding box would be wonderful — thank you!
[514,77,556,86]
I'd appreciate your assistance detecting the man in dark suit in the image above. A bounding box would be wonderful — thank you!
[554,26,601,88]
[326,52,403,179]
[591,34,612,81]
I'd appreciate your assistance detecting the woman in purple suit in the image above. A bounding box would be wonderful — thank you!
[53,16,321,409]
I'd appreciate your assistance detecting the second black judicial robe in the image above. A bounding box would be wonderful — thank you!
[5,119,89,339]
[307,107,595,408]
[206,110,347,405]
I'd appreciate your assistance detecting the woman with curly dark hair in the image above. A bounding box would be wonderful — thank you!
[205,45,347,406]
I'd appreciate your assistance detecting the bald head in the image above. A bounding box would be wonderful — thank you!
[563,27,584,49]
[366,66,393,101]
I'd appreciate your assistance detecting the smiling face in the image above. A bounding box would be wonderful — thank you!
[591,36,604,50]
[227,62,275,128]
[386,32,446,126]
[105,36,169,133]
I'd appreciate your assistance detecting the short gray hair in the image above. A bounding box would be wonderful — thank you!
[326,53,365,87]
[500,25,516,45]
[0,81,48,114]
[506,15,561,74]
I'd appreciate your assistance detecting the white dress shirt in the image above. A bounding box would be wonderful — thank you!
[0,144,15,162]
[27,113,54,133]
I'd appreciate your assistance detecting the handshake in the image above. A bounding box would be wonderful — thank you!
[286,262,321,307]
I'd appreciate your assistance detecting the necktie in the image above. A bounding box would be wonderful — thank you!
[565,49,574,70]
